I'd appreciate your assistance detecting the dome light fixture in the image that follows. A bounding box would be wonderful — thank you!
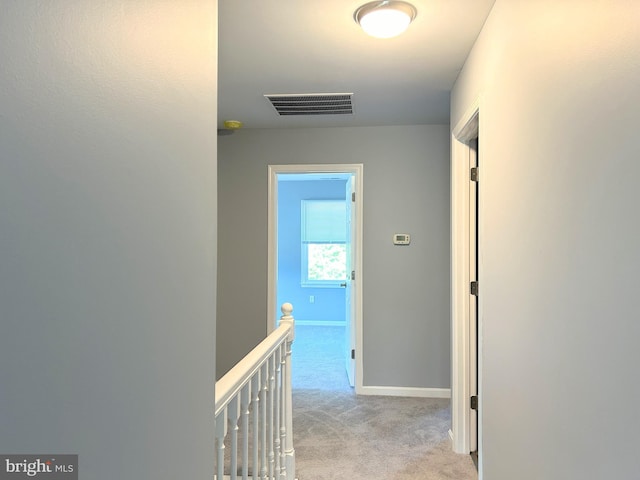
[354,1,417,39]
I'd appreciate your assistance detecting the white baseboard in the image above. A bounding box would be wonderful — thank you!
[359,386,451,398]
[295,320,346,327]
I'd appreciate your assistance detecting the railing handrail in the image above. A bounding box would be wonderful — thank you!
[214,303,295,480]
[215,322,291,417]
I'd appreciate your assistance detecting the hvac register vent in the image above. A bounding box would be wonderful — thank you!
[264,93,354,116]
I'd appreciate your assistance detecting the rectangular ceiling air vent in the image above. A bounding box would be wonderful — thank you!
[264,93,354,116]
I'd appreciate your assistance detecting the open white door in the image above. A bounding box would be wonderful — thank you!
[469,138,479,454]
[451,100,481,459]
[345,175,355,387]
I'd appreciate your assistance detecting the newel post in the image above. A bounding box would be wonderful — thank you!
[279,302,295,480]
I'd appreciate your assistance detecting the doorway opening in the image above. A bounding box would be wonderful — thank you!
[268,164,363,393]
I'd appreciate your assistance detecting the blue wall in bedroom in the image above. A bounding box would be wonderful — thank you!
[277,179,347,323]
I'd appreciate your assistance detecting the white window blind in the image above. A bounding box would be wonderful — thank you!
[301,200,346,243]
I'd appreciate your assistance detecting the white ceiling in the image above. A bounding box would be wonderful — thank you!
[218,0,495,129]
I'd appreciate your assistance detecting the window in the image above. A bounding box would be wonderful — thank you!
[301,200,347,286]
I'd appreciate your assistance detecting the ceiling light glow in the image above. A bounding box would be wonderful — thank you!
[354,1,417,39]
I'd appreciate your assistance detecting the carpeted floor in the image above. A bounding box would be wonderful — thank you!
[291,325,477,480]
[292,324,351,391]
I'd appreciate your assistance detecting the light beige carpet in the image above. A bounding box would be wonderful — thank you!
[293,390,478,480]
[285,325,477,479]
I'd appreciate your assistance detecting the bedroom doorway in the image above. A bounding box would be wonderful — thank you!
[267,164,363,392]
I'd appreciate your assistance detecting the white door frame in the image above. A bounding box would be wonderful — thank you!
[267,163,364,393]
[451,96,483,466]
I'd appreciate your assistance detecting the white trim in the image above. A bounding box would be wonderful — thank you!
[267,164,364,395]
[450,95,482,460]
[359,386,451,398]
[452,96,480,143]
[267,167,278,335]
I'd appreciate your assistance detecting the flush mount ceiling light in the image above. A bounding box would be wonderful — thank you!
[354,1,417,39]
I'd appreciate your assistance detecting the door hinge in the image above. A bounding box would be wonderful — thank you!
[351,270,356,280]
[352,192,356,202]
[470,281,479,296]
[351,349,355,360]
[470,167,479,182]
[470,395,478,410]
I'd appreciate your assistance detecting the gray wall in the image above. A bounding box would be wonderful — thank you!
[451,1,640,478]
[217,125,451,390]
[0,2,217,479]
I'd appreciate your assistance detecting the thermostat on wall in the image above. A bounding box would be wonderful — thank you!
[393,233,411,245]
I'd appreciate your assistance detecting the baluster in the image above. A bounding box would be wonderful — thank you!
[260,362,268,480]
[279,341,287,480]
[251,373,260,480]
[279,303,296,480]
[240,384,250,480]
[228,396,240,479]
[215,409,227,480]
[274,345,282,479]
[268,354,276,479]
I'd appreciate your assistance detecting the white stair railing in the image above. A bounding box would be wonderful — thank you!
[215,303,295,480]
